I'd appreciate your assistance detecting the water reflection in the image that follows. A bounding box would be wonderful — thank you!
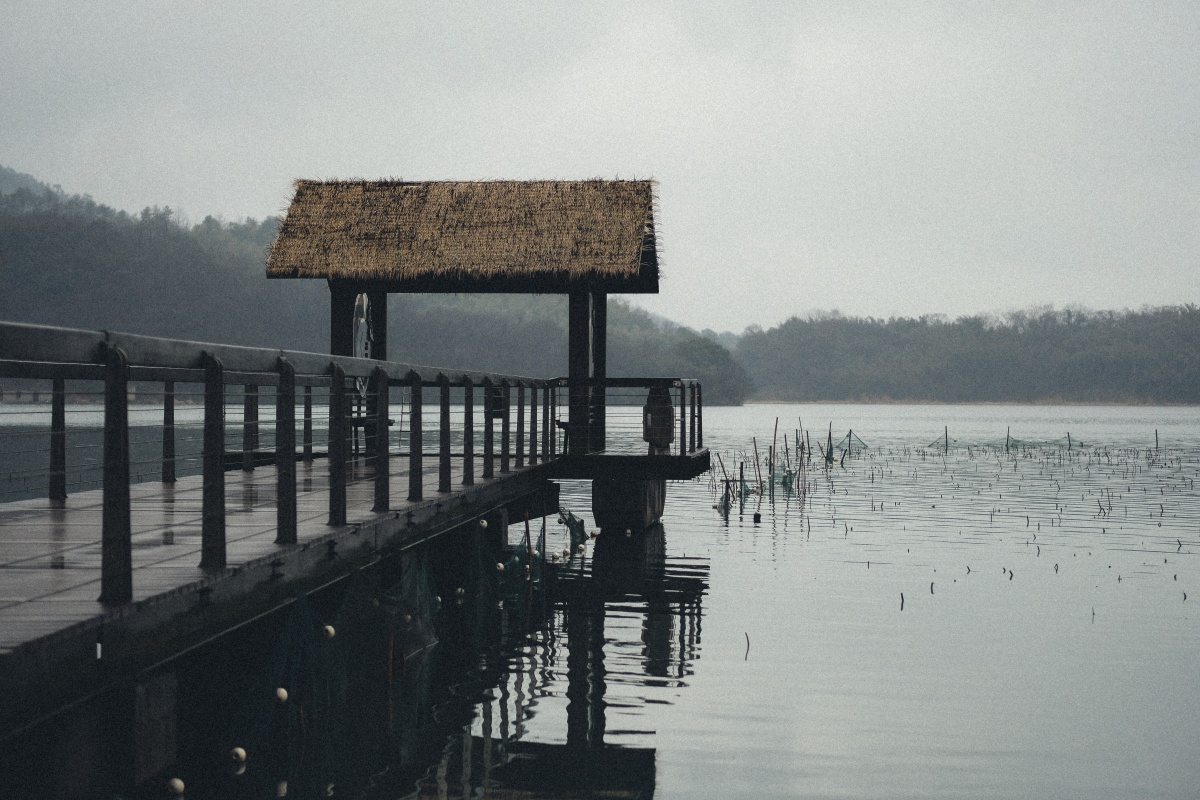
[3,518,708,800]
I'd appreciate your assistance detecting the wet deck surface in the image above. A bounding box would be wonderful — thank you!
[0,456,544,654]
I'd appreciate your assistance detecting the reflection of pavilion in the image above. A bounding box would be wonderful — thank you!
[412,524,707,799]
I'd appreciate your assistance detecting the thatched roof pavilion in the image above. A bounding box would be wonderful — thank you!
[267,179,659,294]
[267,178,662,454]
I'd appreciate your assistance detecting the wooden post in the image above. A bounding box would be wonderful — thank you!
[501,380,511,473]
[689,383,697,453]
[161,380,176,484]
[462,377,475,486]
[550,385,558,457]
[439,374,452,493]
[590,291,607,453]
[542,383,551,460]
[482,378,494,479]
[329,280,357,357]
[200,353,226,572]
[678,385,686,457]
[242,384,258,470]
[408,371,423,502]
[516,382,525,469]
[276,358,297,544]
[529,382,538,466]
[100,346,132,603]
[373,367,390,511]
[49,376,66,501]
[368,290,388,360]
[567,289,592,454]
[328,364,347,526]
[697,383,703,449]
[303,385,313,461]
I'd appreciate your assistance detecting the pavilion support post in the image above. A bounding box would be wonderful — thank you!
[372,368,390,511]
[100,346,132,604]
[276,358,297,544]
[528,382,538,465]
[462,378,475,486]
[568,289,592,455]
[589,291,607,453]
[516,382,525,469]
[678,385,686,458]
[200,353,226,572]
[328,364,347,526]
[329,280,357,357]
[697,384,703,449]
[439,375,452,493]
[50,376,66,501]
[501,380,511,473]
[242,384,258,471]
[161,380,176,484]
[408,372,423,501]
[482,378,495,479]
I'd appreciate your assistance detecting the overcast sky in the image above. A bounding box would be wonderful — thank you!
[4,1,1198,333]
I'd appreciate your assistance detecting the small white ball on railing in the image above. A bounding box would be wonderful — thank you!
[275,687,288,703]
[323,625,336,638]
[231,746,247,762]
[479,519,488,529]
[496,562,505,571]
[168,777,186,794]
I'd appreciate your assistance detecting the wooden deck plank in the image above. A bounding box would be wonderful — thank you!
[0,454,541,654]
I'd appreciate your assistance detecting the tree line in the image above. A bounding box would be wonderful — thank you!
[0,167,749,403]
[734,308,1200,403]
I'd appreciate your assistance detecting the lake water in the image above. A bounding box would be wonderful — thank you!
[5,403,1199,799]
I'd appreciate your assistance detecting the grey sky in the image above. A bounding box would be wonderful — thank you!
[4,1,1197,333]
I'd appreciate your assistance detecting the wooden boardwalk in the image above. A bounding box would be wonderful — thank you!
[0,455,550,656]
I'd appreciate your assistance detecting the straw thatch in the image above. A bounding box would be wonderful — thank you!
[266,179,659,292]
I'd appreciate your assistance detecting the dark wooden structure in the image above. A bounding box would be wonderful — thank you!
[266,179,660,456]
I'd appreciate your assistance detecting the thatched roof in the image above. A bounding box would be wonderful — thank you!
[266,179,659,293]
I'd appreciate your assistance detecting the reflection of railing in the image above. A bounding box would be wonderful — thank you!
[0,322,565,605]
[552,376,704,457]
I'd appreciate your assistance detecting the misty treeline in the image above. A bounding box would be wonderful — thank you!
[0,166,749,403]
[736,308,1200,403]
[4,165,1196,405]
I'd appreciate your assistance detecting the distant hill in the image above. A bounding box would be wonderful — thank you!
[0,166,749,404]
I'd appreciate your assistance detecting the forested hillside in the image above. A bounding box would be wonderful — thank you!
[735,309,1200,403]
[0,166,749,403]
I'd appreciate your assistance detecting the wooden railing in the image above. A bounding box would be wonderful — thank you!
[0,322,704,606]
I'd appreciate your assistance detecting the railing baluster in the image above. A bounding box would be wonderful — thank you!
[200,353,226,572]
[408,371,423,501]
[542,383,551,461]
[482,378,494,479]
[161,380,176,484]
[373,367,390,511]
[49,376,66,501]
[303,385,313,461]
[242,383,258,471]
[100,345,132,603]
[439,374,452,493]
[462,378,475,486]
[516,381,525,469]
[276,358,297,544]
[678,384,686,458]
[689,382,696,453]
[328,363,347,526]
[500,380,511,473]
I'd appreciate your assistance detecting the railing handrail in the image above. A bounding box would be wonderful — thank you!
[0,321,545,385]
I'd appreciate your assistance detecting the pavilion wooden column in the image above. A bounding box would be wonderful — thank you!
[367,289,388,360]
[589,290,607,453]
[329,279,357,357]
[568,289,592,455]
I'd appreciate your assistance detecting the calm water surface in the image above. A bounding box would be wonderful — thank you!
[6,403,1200,799]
